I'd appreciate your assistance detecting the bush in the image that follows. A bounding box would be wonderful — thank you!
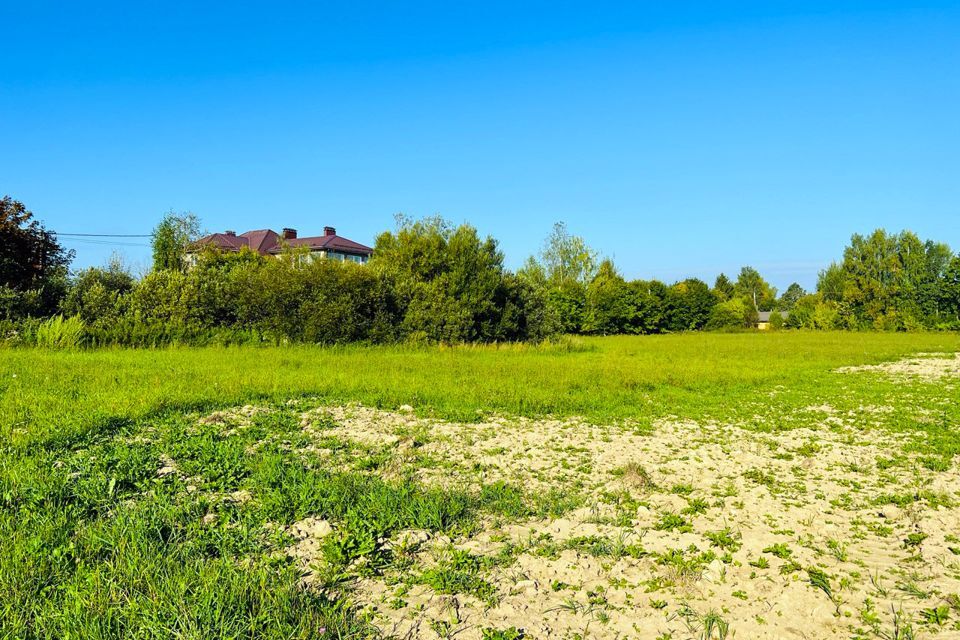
[707,298,750,330]
[769,311,785,330]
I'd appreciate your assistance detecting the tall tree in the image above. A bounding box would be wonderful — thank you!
[371,215,532,342]
[778,283,807,311]
[540,222,598,289]
[151,211,201,272]
[0,196,73,318]
[817,263,847,303]
[0,196,73,290]
[713,273,734,301]
[831,229,953,328]
[665,278,717,331]
[583,259,633,334]
[734,266,776,311]
[940,255,960,323]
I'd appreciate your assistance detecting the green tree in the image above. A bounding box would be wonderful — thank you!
[626,280,668,334]
[817,263,847,303]
[828,229,954,329]
[778,283,807,311]
[769,310,785,330]
[151,211,201,272]
[371,215,540,342]
[706,298,751,330]
[713,273,735,301]
[582,259,632,334]
[665,278,716,331]
[0,196,73,318]
[734,266,776,311]
[785,294,819,328]
[540,222,598,289]
[940,255,960,324]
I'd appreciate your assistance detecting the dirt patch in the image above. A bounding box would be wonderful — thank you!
[837,352,960,380]
[282,516,334,587]
[292,405,960,639]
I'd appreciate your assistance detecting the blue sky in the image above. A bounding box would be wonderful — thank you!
[2,1,958,289]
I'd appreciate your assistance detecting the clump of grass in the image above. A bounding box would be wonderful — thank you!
[881,606,917,640]
[671,483,694,496]
[35,315,85,349]
[614,462,656,491]
[902,532,928,549]
[678,604,731,640]
[919,605,950,625]
[656,546,717,582]
[416,548,498,605]
[827,538,848,562]
[807,567,841,614]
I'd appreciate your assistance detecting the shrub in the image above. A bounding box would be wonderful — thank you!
[707,298,750,330]
[769,311,785,330]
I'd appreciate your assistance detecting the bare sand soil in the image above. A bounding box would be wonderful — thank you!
[280,397,960,639]
[836,352,960,381]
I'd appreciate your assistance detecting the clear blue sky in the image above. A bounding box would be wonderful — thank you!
[3,1,958,290]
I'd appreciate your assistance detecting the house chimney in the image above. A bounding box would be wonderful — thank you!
[324,226,336,236]
[282,227,297,240]
[225,230,236,237]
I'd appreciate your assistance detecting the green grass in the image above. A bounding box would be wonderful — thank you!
[1,332,958,637]
[3,332,958,448]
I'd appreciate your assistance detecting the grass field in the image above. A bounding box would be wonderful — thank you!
[2,332,960,638]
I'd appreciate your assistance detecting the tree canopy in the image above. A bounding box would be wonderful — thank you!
[151,211,201,272]
[0,196,73,318]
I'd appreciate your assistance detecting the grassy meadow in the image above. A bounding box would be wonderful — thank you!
[2,332,960,638]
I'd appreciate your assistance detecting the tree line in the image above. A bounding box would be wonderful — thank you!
[1,195,958,346]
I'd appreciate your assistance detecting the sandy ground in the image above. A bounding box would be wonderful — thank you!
[280,400,960,640]
[194,353,960,639]
[836,352,960,381]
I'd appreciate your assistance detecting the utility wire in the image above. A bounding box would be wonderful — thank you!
[65,238,151,247]
[54,233,152,238]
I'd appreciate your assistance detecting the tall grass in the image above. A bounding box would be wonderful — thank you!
[33,315,85,349]
[2,332,957,449]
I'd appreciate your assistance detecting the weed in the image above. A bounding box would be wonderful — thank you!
[705,528,742,553]
[919,605,950,625]
[481,628,525,640]
[416,548,498,605]
[762,543,792,559]
[808,567,841,613]
[677,604,731,640]
[682,497,710,515]
[656,512,692,533]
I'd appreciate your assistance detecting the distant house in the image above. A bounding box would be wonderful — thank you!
[187,226,373,266]
[756,311,788,330]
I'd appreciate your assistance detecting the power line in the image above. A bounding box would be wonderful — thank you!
[55,233,152,238]
[65,238,151,247]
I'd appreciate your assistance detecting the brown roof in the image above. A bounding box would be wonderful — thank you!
[193,232,250,252]
[192,227,372,256]
[239,229,281,253]
[272,234,373,256]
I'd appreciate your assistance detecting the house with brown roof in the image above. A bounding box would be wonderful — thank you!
[188,226,373,266]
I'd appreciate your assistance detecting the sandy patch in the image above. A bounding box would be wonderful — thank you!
[836,352,960,380]
[288,405,960,639]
